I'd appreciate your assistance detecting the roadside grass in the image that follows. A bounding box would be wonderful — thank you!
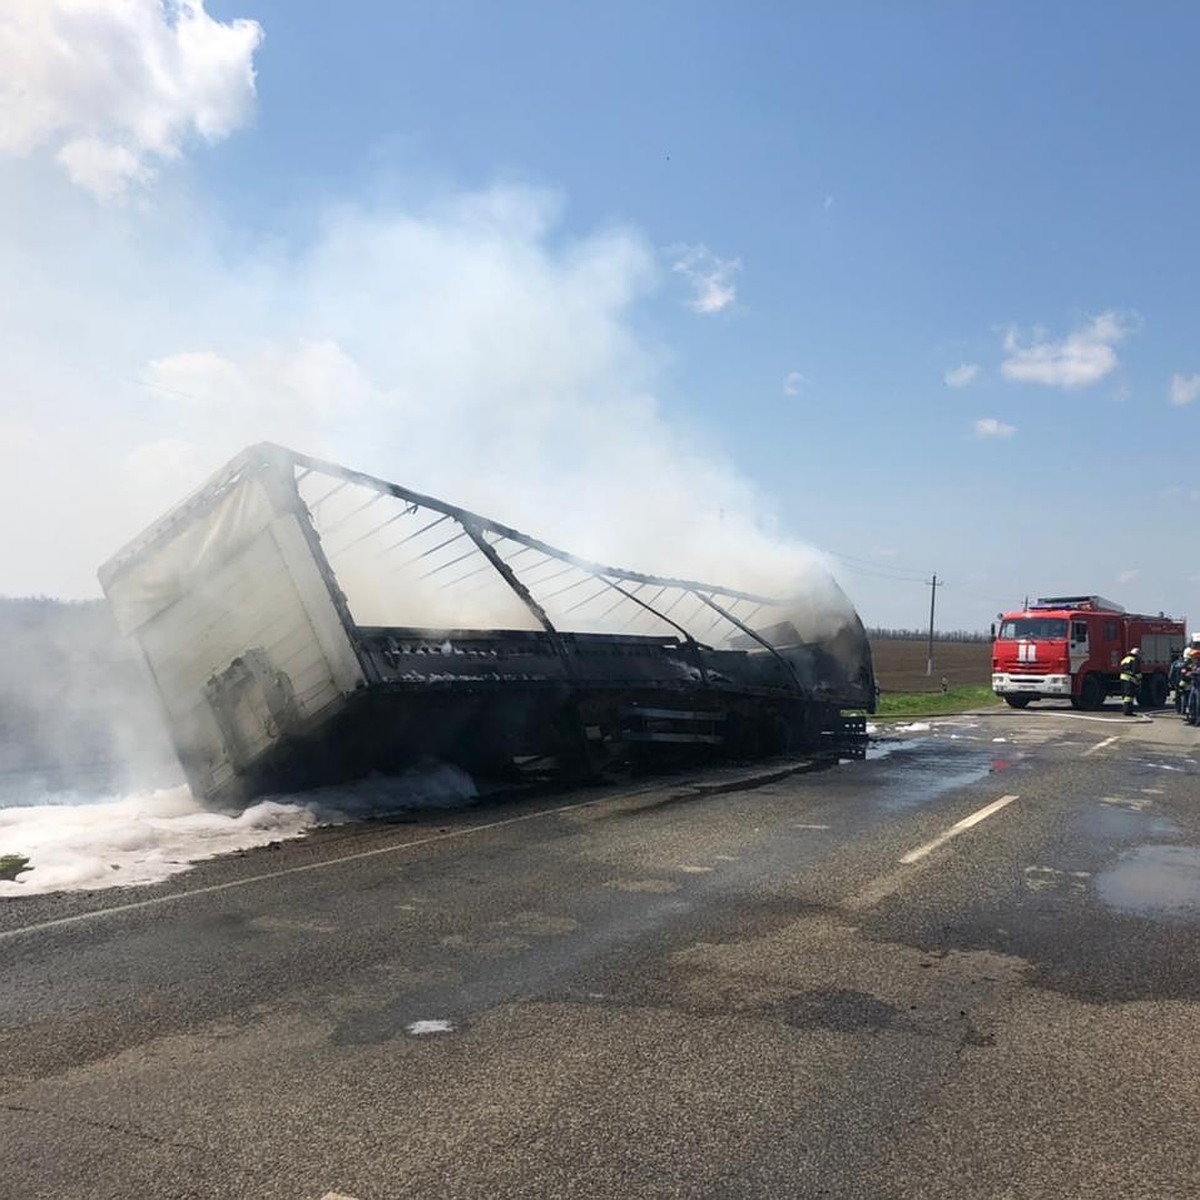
[873,684,1001,719]
[0,854,30,881]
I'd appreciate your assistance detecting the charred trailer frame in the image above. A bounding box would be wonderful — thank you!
[99,444,876,808]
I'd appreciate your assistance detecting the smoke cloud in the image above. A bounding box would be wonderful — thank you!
[0,173,839,608]
[0,4,860,891]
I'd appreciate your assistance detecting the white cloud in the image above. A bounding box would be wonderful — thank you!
[1117,569,1140,585]
[670,244,741,314]
[0,0,262,200]
[944,363,980,388]
[56,137,153,201]
[1000,312,1129,389]
[973,418,1016,439]
[1169,373,1200,407]
[783,371,807,397]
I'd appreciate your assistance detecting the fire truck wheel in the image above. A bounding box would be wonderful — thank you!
[1144,674,1169,709]
[1078,674,1104,710]
[1003,695,1031,708]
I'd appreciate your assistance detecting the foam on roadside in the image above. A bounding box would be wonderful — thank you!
[0,763,477,897]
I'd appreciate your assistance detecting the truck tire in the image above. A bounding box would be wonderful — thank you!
[1003,695,1031,708]
[1143,673,1169,709]
[1079,674,1103,711]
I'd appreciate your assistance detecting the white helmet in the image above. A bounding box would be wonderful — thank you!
[1129,646,1141,655]
[1191,632,1200,643]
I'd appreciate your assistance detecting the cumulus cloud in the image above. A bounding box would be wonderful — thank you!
[1000,312,1129,389]
[0,0,263,200]
[670,244,741,314]
[944,363,980,388]
[974,417,1016,438]
[1169,373,1200,407]
[783,371,807,397]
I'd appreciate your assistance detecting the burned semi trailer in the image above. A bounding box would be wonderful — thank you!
[98,444,875,808]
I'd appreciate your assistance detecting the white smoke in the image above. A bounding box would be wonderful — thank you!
[0,175,840,606]
[0,4,860,896]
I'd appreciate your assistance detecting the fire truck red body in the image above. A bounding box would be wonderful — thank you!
[992,595,1185,710]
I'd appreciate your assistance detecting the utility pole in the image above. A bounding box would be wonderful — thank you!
[926,574,941,676]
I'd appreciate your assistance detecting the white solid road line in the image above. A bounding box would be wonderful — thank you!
[898,794,1020,865]
[1081,735,1121,758]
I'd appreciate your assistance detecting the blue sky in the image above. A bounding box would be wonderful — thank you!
[3,2,1200,630]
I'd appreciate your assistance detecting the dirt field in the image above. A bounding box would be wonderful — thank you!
[870,638,992,694]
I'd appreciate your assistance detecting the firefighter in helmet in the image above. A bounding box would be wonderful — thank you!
[1120,647,1142,717]
[1186,643,1200,725]
[1170,649,1188,713]
[1176,648,1195,720]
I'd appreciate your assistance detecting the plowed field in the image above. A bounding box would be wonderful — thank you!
[871,639,992,694]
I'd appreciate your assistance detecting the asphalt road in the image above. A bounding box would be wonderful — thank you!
[3,705,1200,1199]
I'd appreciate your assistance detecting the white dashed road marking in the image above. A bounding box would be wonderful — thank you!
[1081,735,1121,757]
[899,794,1020,865]
[848,794,1020,911]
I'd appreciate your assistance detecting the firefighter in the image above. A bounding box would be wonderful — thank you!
[1182,638,1200,724]
[1170,652,1187,713]
[1181,649,1197,723]
[1120,647,1142,716]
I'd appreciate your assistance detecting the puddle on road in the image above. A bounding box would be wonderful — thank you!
[860,743,999,813]
[1083,803,1180,841]
[1095,845,1200,924]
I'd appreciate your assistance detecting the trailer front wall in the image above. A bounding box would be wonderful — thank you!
[102,475,364,801]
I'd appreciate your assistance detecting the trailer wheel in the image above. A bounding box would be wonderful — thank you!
[1079,674,1103,710]
[1003,695,1031,708]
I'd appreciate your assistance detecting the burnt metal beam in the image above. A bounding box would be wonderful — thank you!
[693,591,804,695]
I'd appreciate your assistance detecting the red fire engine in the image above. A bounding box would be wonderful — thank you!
[992,595,1185,710]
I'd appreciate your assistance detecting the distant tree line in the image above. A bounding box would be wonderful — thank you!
[867,627,992,643]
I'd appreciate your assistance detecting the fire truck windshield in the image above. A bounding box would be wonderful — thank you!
[998,618,1068,640]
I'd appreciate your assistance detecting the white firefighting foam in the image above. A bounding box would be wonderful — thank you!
[0,764,477,897]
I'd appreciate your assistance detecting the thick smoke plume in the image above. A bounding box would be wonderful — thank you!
[0,3,861,892]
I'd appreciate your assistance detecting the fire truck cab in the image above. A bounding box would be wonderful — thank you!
[992,595,1184,711]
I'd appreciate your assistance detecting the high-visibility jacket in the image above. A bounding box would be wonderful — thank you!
[1120,654,1141,686]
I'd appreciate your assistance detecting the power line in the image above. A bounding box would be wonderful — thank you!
[825,549,931,584]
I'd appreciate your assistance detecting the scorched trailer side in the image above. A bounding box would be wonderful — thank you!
[98,444,876,808]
